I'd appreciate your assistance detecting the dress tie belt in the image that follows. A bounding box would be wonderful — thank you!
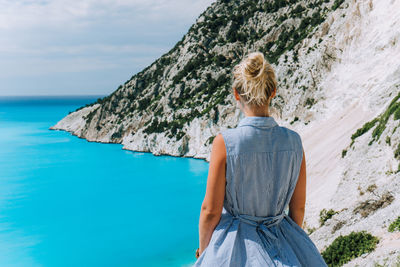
[231,212,287,265]
[233,212,285,228]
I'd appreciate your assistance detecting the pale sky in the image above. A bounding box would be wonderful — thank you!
[0,0,216,96]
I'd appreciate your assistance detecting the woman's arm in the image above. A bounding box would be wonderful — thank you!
[198,133,226,255]
[288,149,306,228]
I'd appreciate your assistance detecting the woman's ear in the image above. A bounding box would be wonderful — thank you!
[233,87,240,101]
[271,87,276,98]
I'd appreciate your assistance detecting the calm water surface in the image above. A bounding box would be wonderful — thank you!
[0,96,208,267]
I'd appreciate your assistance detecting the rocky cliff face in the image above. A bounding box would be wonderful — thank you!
[51,0,341,161]
[51,0,400,265]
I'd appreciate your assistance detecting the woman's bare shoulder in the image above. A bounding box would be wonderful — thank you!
[210,133,227,162]
[212,133,226,150]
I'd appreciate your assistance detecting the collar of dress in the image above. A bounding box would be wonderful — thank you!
[237,116,278,128]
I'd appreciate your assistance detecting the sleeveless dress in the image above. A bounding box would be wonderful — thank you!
[193,116,327,267]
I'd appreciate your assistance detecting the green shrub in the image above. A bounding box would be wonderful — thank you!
[394,105,400,120]
[137,97,151,111]
[332,0,345,10]
[388,216,400,232]
[176,130,185,141]
[206,135,216,145]
[305,97,315,107]
[277,14,288,23]
[370,92,400,142]
[73,102,94,113]
[143,118,169,134]
[320,209,338,226]
[83,108,99,125]
[386,136,391,145]
[322,231,379,266]
[264,0,289,13]
[289,116,299,125]
[292,4,305,15]
[111,125,124,140]
[395,142,400,159]
[350,118,378,146]
[172,54,206,85]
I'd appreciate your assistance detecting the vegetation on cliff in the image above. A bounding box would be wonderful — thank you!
[69,0,343,144]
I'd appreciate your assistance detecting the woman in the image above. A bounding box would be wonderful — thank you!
[193,52,327,266]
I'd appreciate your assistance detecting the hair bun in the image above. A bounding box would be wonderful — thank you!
[232,51,277,107]
[244,52,267,79]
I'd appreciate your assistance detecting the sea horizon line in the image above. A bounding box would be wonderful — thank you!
[0,94,107,99]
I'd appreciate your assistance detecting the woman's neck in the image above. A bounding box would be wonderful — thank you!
[240,102,270,117]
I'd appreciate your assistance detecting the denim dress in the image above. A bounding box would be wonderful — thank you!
[193,116,327,267]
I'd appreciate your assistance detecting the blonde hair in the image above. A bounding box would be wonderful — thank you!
[232,51,277,107]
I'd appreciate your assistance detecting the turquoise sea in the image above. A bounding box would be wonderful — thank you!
[0,96,208,267]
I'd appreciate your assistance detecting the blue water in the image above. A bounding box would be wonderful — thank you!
[0,96,208,267]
